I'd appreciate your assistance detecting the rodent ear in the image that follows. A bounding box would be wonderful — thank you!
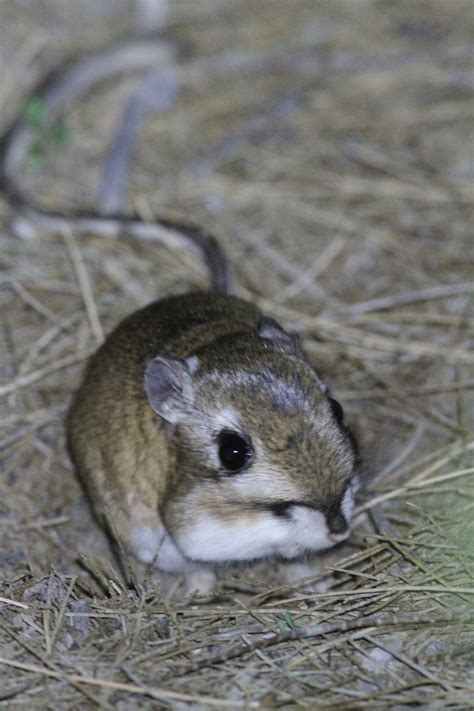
[258,315,296,348]
[144,356,195,424]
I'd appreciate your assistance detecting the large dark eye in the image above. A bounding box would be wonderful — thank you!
[218,430,252,473]
[329,398,344,423]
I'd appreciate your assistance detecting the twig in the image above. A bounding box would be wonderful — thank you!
[62,227,104,344]
[371,421,426,484]
[162,610,473,679]
[11,281,61,325]
[345,283,474,316]
[359,467,474,513]
[0,597,29,610]
[0,350,92,397]
[0,621,111,709]
[47,575,77,656]
[238,230,344,309]
[363,634,453,691]
[274,236,346,303]
[0,656,254,708]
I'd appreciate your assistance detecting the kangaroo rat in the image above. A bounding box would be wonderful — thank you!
[0,42,360,593]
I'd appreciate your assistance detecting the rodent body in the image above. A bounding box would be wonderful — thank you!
[67,291,358,591]
[1,41,360,593]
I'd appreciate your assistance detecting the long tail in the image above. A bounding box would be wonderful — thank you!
[0,39,231,294]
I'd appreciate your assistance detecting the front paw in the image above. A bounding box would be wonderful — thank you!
[279,560,329,592]
[183,569,216,596]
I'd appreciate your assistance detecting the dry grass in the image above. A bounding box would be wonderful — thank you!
[1,0,473,707]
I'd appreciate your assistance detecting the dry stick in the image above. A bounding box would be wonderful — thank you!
[62,226,104,345]
[409,439,474,486]
[249,542,390,603]
[346,282,474,316]
[340,379,474,400]
[0,453,104,599]
[18,312,83,376]
[358,466,474,513]
[0,656,253,709]
[300,626,377,661]
[252,296,473,368]
[314,169,473,204]
[237,230,344,309]
[338,684,471,709]
[388,538,471,604]
[364,532,466,551]
[312,317,474,365]
[363,634,452,692]
[42,574,53,656]
[127,638,223,668]
[0,349,92,397]
[160,610,473,680]
[0,402,68,451]
[0,406,61,426]
[340,640,387,695]
[378,437,473,488]
[371,421,426,483]
[11,281,61,325]
[274,236,346,303]
[13,515,70,531]
[357,311,474,326]
[0,621,111,709]
[346,352,462,436]
[0,679,34,703]
[366,421,426,536]
[254,585,474,610]
[130,613,251,667]
[47,575,78,657]
[0,596,29,610]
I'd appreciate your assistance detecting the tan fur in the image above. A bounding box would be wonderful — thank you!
[67,291,359,579]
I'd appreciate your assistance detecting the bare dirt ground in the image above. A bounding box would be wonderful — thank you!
[0,1,473,708]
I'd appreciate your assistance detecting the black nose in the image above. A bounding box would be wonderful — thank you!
[326,511,348,535]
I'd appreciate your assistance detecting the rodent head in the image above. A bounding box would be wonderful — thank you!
[144,316,359,565]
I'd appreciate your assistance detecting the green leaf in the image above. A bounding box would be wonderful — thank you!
[276,611,296,634]
[26,142,44,168]
[23,98,46,128]
[276,619,287,634]
[51,119,70,145]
